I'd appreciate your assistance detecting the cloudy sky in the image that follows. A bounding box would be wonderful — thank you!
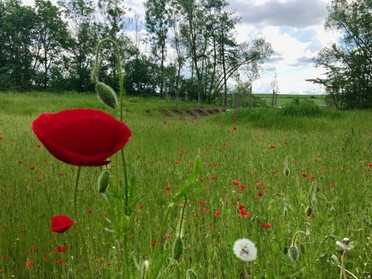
[23,0,339,94]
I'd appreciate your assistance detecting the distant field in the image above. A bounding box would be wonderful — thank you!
[254,94,326,106]
[0,92,371,278]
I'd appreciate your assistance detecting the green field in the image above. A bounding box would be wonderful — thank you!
[254,94,325,106]
[0,92,371,278]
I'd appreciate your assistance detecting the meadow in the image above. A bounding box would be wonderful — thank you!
[0,92,371,279]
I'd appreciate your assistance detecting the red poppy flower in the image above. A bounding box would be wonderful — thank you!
[32,109,131,166]
[51,216,74,233]
[56,245,67,253]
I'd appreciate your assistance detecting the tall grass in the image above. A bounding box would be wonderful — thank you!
[0,93,371,278]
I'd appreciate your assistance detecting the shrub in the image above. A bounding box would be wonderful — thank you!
[281,99,322,117]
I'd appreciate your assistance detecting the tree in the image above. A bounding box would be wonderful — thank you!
[58,0,99,91]
[0,0,38,90]
[145,0,173,98]
[309,0,372,109]
[33,0,68,89]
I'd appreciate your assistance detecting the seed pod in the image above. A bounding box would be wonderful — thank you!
[172,237,184,261]
[95,82,118,109]
[98,170,111,193]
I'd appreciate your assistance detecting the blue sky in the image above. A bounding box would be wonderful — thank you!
[23,0,339,94]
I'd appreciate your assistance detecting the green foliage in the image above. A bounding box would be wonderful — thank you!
[309,0,372,109]
[280,99,322,117]
[0,93,371,278]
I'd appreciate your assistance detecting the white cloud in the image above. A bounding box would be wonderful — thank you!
[21,0,337,94]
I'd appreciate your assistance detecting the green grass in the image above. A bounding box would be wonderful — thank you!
[254,94,326,106]
[0,92,371,278]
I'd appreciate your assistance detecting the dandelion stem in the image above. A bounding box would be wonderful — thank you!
[339,250,347,279]
[242,262,250,279]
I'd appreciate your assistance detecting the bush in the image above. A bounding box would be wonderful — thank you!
[281,99,322,117]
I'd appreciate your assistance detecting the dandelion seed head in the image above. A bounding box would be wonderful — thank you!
[336,239,355,251]
[233,238,257,262]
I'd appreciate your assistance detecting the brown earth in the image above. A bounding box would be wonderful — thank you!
[157,108,223,119]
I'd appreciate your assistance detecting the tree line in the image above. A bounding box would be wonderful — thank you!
[308,0,371,109]
[0,0,273,106]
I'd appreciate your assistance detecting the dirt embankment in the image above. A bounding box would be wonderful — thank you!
[157,108,223,119]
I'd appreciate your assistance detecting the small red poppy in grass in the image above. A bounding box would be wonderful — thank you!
[261,223,272,228]
[214,210,221,217]
[51,216,74,233]
[56,259,64,264]
[152,240,157,247]
[232,179,240,186]
[32,108,131,166]
[138,205,143,209]
[26,261,33,267]
[56,246,67,253]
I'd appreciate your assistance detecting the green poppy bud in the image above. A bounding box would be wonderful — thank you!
[95,82,118,109]
[288,245,300,261]
[98,170,111,193]
[172,237,184,261]
[284,167,290,176]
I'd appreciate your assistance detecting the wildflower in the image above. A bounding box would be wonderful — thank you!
[32,108,131,166]
[232,179,240,186]
[336,238,355,251]
[214,210,221,217]
[51,216,74,233]
[56,259,64,264]
[26,261,33,267]
[55,246,67,253]
[233,238,257,262]
[288,245,300,261]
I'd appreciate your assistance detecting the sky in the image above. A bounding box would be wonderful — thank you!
[22,0,339,94]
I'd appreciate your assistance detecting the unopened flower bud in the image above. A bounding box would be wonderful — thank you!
[95,82,118,109]
[284,167,290,176]
[172,237,184,261]
[98,170,111,193]
[288,245,300,261]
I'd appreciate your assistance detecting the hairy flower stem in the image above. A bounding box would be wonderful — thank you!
[73,166,82,218]
[92,38,125,121]
[73,166,94,278]
[148,204,173,279]
[93,38,130,279]
[178,196,187,237]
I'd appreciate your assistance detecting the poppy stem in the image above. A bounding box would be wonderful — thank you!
[121,148,129,216]
[74,166,82,218]
[93,38,125,122]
